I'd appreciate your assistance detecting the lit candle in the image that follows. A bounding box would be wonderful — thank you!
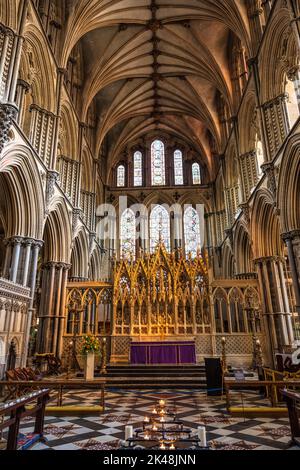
[125,425,133,442]
[160,443,166,450]
[152,408,157,414]
[170,443,175,450]
[159,399,165,406]
[160,417,165,423]
[144,416,150,423]
[152,425,158,431]
[197,426,207,447]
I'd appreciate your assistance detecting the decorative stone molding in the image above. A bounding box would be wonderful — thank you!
[45,170,59,212]
[0,103,18,154]
[72,207,82,233]
[261,162,277,199]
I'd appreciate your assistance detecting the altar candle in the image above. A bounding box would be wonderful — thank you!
[125,425,133,441]
[197,426,207,447]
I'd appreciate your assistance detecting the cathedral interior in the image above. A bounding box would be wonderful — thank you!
[1,0,300,454]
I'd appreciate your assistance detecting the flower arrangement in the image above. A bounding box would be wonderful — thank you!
[81,334,100,355]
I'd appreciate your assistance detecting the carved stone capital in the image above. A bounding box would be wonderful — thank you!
[0,103,18,154]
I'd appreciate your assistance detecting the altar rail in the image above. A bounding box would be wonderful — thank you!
[0,388,51,450]
[0,379,106,410]
[224,379,300,412]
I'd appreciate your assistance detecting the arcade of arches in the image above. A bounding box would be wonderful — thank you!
[1,0,300,377]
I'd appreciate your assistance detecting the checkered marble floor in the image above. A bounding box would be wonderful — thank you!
[10,389,300,450]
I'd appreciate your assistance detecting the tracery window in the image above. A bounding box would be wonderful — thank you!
[150,205,170,252]
[184,206,201,258]
[134,151,143,187]
[151,140,165,186]
[120,209,136,259]
[174,149,184,185]
[117,164,125,187]
[192,162,201,185]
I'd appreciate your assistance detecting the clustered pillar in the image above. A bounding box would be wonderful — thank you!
[255,256,295,363]
[36,262,70,355]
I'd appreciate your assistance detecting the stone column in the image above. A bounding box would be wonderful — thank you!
[2,239,12,279]
[246,0,264,53]
[282,230,300,319]
[15,79,30,126]
[56,264,70,357]
[22,240,43,366]
[247,58,270,162]
[255,256,295,359]
[22,238,33,287]
[10,237,22,283]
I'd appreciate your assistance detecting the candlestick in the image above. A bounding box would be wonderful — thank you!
[197,426,207,447]
[125,425,133,444]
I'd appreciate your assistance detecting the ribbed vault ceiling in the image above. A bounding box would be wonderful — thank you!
[63,0,251,179]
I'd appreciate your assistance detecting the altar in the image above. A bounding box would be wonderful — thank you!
[130,341,196,365]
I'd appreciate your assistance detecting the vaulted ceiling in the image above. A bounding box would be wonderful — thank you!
[62,0,252,180]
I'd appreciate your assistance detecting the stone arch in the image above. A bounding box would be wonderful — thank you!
[0,144,44,239]
[21,22,56,112]
[0,0,17,30]
[251,189,283,258]
[58,101,78,159]
[222,242,235,279]
[277,135,300,232]
[234,222,254,275]
[260,8,299,103]
[70,228,89,280]
[42,197,72,263]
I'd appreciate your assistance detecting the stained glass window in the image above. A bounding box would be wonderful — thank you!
[150,205,170,252]
[184,206,201,258]
[174,149,184,185]
[134,151,143,186]
[192,162,201,185]
[117,164,125,187]
[120,209,136,259]
[151,140,165,186]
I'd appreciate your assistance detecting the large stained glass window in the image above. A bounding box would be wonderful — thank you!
[117,164,125,187]
[174,149,184,185]
[120,209,136,259]
[151,140,165,186]
[150,205,170,252]
[192,162,201,185]
[134,151,143,186]
[184,206,201,258]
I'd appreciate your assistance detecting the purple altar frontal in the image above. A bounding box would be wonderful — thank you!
[130,341,196,365]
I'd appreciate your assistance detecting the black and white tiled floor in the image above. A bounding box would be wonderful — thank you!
[12,389,300,450]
